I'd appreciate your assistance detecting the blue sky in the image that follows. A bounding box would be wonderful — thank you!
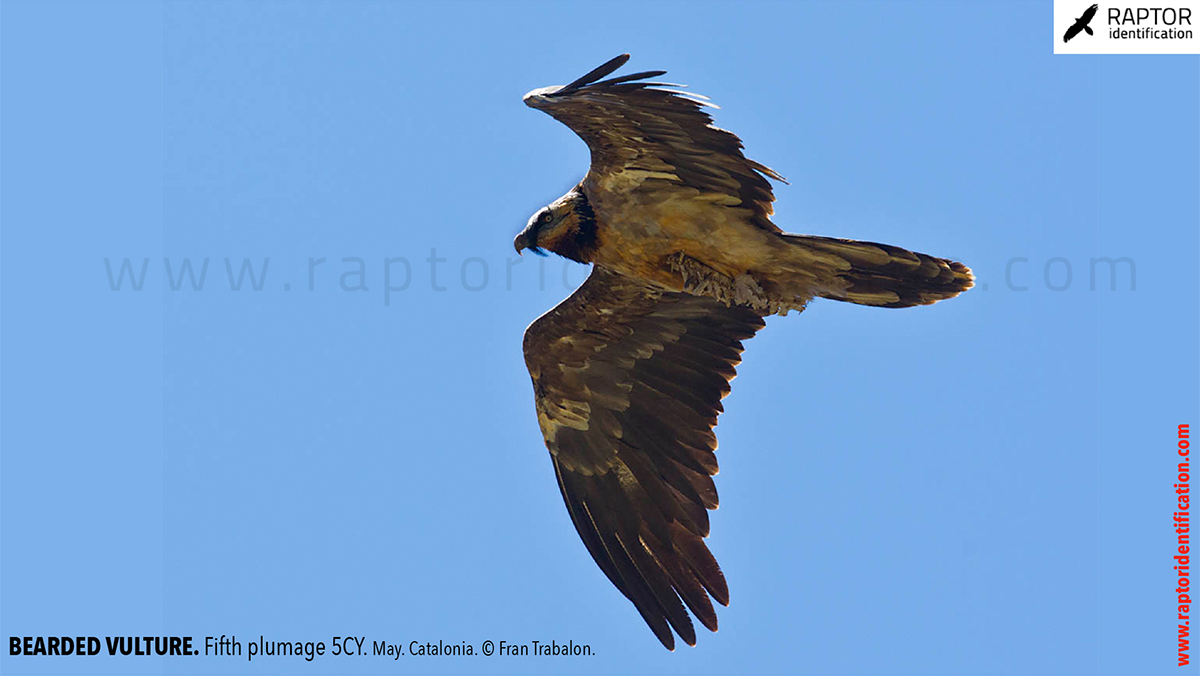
[1,1,1197,674]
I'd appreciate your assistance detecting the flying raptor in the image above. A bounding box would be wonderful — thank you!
[516,54,972,650]
[1063,3,1099,42]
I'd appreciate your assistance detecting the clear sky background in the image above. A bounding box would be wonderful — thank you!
[2,1,1197,674]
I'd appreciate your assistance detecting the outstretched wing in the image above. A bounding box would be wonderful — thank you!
[1081,3,1098,23]
[1063,22,1083,42]
[523,54,785,234]
[522,267,765,649]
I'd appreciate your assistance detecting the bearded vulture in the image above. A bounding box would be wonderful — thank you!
[515,54,972,650]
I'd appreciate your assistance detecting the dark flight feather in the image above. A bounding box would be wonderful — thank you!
[584,69,668,89]
[556,53,632,94]
[524,267,764,649]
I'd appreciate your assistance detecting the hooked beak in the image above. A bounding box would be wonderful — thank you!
[513,226,545,256]
[513,228,532,255]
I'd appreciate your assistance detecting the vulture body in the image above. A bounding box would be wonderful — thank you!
[516,55,972,650]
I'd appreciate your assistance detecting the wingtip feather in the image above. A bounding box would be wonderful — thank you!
[557,53,632,94]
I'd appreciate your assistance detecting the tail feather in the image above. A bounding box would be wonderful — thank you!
[787,235,973,309]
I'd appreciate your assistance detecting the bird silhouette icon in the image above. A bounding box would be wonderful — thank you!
[1063,4,1099,42]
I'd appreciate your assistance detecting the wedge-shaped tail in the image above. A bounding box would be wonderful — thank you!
[787,235,973,308]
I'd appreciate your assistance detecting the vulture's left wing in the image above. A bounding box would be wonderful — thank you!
[522,267,765,649]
